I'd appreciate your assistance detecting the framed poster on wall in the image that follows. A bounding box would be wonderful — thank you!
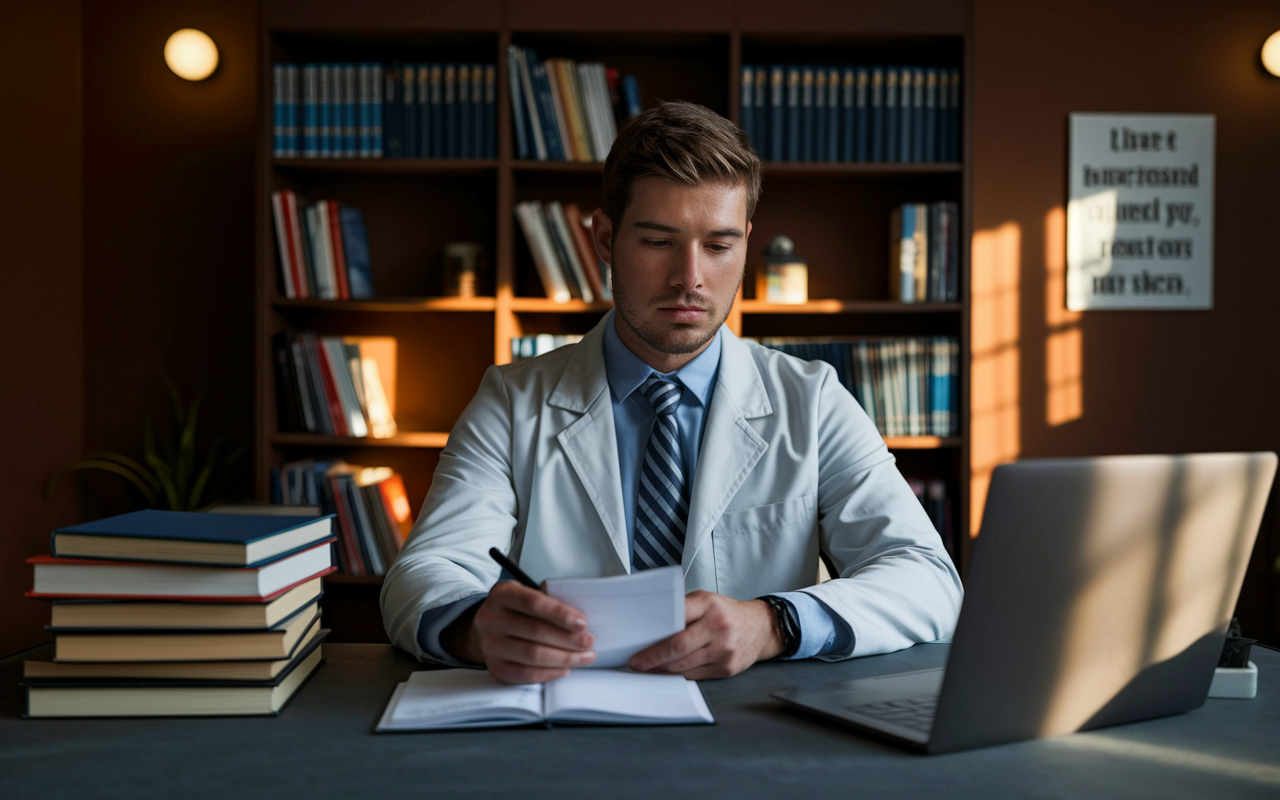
[1066,113,1215,310]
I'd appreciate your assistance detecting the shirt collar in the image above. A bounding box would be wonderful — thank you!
[602,310,721,408]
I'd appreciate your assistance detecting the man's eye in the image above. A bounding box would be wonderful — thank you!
[644,239,671,247]
[707,244,731,253]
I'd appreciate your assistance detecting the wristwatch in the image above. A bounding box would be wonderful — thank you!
[758,595,801,660]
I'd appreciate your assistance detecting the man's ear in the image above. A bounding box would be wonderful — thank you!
[590,208,614,267]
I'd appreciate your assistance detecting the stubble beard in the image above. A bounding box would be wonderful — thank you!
[612,272,741,356]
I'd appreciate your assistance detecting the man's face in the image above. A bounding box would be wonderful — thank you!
[592,177,752,372]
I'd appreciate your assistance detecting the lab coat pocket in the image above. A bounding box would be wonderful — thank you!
[711,493,818,599]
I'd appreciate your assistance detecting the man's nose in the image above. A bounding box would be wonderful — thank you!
[670,243,704,290]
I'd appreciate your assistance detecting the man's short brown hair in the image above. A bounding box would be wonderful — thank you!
[602,101,762,227]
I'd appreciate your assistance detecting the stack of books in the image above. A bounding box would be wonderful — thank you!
[271,332,398,439]
[889,202,960,303]
[272,460,413,577]
[510,334,584,361]
[515,199,611,303]
[21,510,336,718]
[270,190,373,300]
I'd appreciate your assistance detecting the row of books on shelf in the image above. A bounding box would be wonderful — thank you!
[755,337,959,437]
[271,189,375,300]
[272,460,413,578]
[890,201,960,303]
[272,331,399,439]
[906,477,956,561]
[22,509,336,717]
[516,199,612,303]
[742,65,961,164]
[511,334,585,361]
[272,62,497,159]
[508,46,640,163]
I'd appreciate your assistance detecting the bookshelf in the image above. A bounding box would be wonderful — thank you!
[255,2,971,640]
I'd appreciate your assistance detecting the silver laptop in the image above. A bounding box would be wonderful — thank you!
[774,452,1277,754]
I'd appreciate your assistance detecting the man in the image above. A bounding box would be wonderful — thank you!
[382,101,962,684]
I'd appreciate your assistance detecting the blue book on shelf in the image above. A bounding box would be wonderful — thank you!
[840,67,855,162]
[428,64,443,158]
[826,67,840,162]
[382,64,399,158]
[924,68,938,162]
[287,65,300,157]
[303,65,317,158]
[483,64,496,158]
[869,67,883,162]
[883,67,898,162]
[853,67,868,162]
[785,66,800,162]
[936,69,950,163]
[899,66,914,163]
[50,510,335,568]
[415,65,429,159]
[768,66,784,162]
[506,52,529,160]
[753,66,768,158]
[371,63,384,158]
[910,67,924,163]
[341,64,355,157]
[357,64,371,157]
[800,66,814,162]
[948,68,961,162]
[443,64,457,158]
[273,65,284,157]
[318,64,333,157]
[458,64,471,158]
[334,64,348,156]
[476,64,490,158]
[740,65,754,152]
[402,64,418,158]
[530,56,565,161]
[621,74,642,118]
[340,206,375,299]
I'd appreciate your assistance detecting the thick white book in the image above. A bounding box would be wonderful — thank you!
[376,668,714,731]
[515,201,571,302]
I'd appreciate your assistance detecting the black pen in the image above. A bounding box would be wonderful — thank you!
[489,547,543,592]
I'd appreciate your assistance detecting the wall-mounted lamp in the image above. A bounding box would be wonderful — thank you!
[164,29,219,81]
[1263,31,1280,78]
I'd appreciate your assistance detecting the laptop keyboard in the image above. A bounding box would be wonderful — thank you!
[846,696,938,733]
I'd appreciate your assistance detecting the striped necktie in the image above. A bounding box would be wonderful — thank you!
[634,376,690,569]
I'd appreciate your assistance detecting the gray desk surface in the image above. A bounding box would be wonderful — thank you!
[2,642,1277,799]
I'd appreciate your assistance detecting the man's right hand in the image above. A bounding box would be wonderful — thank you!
[442,580,597,684]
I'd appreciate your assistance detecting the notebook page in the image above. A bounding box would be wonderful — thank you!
[543,669,714,724]
[375,669,544,731]
[545,566,684,668]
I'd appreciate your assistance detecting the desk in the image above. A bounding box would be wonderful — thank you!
[2,643,1277,799]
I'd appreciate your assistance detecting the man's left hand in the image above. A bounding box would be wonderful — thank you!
[628,590,785,680]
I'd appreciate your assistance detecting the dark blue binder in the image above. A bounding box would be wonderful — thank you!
[841,67,855,162]
[826,67,840,162]
[800,66,814,162]
[869,67,884,162]
[786,67,801,162]
[884,67,898,163]
[769,66,785,162]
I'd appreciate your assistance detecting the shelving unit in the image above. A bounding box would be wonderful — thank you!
[255,1,970,640]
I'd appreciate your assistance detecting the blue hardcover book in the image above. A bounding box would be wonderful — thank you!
[948,68,961,162]
[854,67,868,162]
[936,69,950,163]
[883,68,898,162]
[333,64,348,157]
[474,64,488,158]
[869,67,884,162]
[901,66,915,163]
[769,66,784,162]
[753,66,768,158]
[318,64,334,157]
[302,65,318,157]
[924,68,938,163]
[944,202,959,301]
[826,67,840,162]
[383,64,399,158]
[358,64,371,157]
[50,510,335,568]
[812,67,826,161]
[443,64,457,159]
[740,65,754,151]
[287,65,300,157]
[457,64,471,158]
[371,63,384,158]
[429,64,444,158]
[273,65,285,157]
[785,66,800,162]
[800,67,814,162]
[402,63,418,158]
[415,65,429,159]
[340,206,374,299]
[621,74,642,117]
[910,67,924,163]
[339,64,353,157]
[506,52,529,160]
[839,67,854,162]
[531,56,565,161]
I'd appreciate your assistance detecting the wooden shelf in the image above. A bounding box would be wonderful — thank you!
[271,431,450,448]
[883,436,962,450]
[762,162,962,178]
[740,300,962,315]
[273,297,497,312]
[509,298,614,313]
[271,158,498,175]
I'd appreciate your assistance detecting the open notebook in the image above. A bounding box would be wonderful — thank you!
[376,668,714,731]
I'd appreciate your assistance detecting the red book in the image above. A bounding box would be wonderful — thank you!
[283,190,310,298]
[26,543,336,601]
[310,335,350,437]
[563,203,606,302]
[376,474,415,548]
[328,476,365,576]
[326,200,350,300]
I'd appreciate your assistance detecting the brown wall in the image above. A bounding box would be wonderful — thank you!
[971,0,1280,641]
[0,2,85,655]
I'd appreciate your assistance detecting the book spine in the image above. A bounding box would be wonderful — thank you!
[283,190,309,299]
[344,64,358,157]
[826,67,840,162]
[900,204,916,303]
[811,66,825,162]
[800,66,814,162]
[753,66,768,159]
[840,67,854,162]
[299,334,333,434]
[328,476,364,576]
[288,337,317,432]
[768,66,784,162]
[741,64,754,153]
[383,64,398,158]
[346,479,385,576]
[911,67,924,163]
[472,63,486,159]
[484,64,497,158]
[429,64,443,158]
[440,63,455,159]
[884,67,898,163]
[949,68,961,163]
[507,48,529,160]
[416,65,429,160]
[311,337,349,436]
[271,331,303,432]
[273,65,285,157]
[515,202,570,302]
[457,64,471,159]
[869,67,883,162]
[925,68,938,163]
[302,64,318,158]
[402,63,417,158]
[785,66,800,162]
[271,191,297,299]
[531,57,564,161]
[287,65,300,158]
[515,50,546,161]
[357,64,370,158]
[544,60,577,161]
[370,64,383,158]
[621,74,641,118]
[327,201,349,300]
[548,201,593,302]
[914,203,928,303]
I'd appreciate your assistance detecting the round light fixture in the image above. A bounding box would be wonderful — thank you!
[1263,30,1280,77]
[164,29,219,81]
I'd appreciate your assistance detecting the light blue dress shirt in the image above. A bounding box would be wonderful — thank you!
[417,313,851,663]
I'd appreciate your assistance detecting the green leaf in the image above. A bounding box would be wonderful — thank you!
[145,452,181,510]
[188,439,222,511]
[80,451,160,493]
[175,392,204,506]
[45,459,158,506]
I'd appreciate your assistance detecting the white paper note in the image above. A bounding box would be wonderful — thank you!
[545,565,684,669]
